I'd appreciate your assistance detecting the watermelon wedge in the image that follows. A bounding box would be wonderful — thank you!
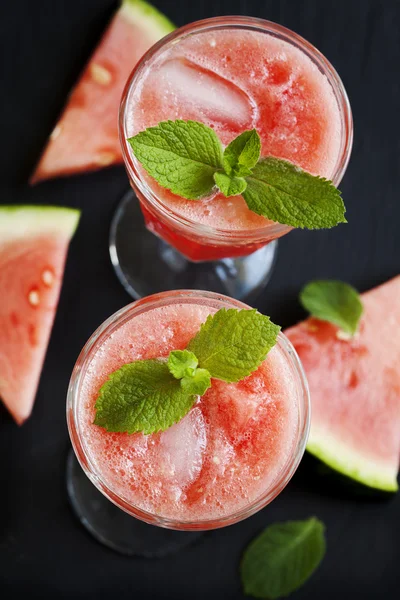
[30,0,174,183]
[285,276,400,492]
[0,206,80,424]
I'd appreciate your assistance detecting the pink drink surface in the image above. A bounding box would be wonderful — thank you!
[78,301,299,522]
[127,28,342,231]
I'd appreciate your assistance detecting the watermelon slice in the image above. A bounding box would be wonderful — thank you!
[30,0,174,183]
[0,206,80,424]
[285,276,400,492]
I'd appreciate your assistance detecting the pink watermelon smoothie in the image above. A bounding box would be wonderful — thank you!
[71,292,308,525]
[122,19,350,259]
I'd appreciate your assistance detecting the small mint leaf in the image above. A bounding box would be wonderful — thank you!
[243,157,346,229]
[241,517,326,599]
[168,349,198,379]
[232,164,254,178]
[94,359,196,434]
[187,308,280,383]
[300,280,363,336]
[223,129,261,175]
[127,120,223,200]
[181,368,211,396]
[214,172,247,197]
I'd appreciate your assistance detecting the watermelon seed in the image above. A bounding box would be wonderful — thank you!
[336,330,352,341]
[50,125,62,141]
[348,371,359,388]
[90,63,112,86]
[213,456,221,464]
[96,152,116,166]
[28,324,37,347]
[28,290,40,307]
[42,269,54,287]
[10,312,19,327]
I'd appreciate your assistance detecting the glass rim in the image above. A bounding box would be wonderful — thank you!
[67,289,311,531]
[119,15,353,244]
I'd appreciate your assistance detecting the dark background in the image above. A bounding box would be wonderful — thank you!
[0,0,399,597]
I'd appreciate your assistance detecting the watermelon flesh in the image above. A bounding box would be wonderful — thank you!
[285,276,400,492]
[31,0,174,183]
[0,207,80,424]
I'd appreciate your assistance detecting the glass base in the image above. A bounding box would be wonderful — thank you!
[66,450,203,557]
[109,190,277,301]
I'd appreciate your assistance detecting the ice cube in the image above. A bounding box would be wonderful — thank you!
[160,407,207,487]
[156,58,255,131]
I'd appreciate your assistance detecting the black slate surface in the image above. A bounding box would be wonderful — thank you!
[0,0,399,597]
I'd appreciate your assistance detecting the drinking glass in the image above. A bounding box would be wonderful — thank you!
[110,16,353,301]
[66,289,310,556]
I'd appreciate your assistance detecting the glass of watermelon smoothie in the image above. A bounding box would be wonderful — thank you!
[110,16,352,301]
[66,290,310,556]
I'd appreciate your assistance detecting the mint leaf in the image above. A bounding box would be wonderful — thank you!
[168,349,198,379]
[127,120,223,200]
[214,172,247,197]
[187,308,280,383]
[223,129,261,176]
[300,280,363,336]
[241,517,326,599]
[168,350,211,395]
[181,368,211,396]
[94,359,196,435]
[233,165,254,177]
[242,157,346,229]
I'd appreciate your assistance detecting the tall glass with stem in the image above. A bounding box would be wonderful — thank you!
[110,16,353,301]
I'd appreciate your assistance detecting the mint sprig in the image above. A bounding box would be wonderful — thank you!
[300,280,363,336]
[241,517,326,599]
[94,308,280,435]
[127,120,346,230]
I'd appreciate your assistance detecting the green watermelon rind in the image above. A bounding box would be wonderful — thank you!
[121,0,175,37]
[307,430,399,492]
[0,206,80,241]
